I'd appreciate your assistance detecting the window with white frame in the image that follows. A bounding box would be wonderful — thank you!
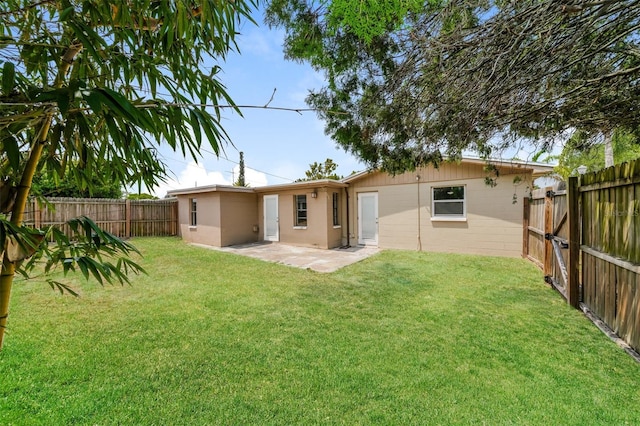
[294,194,307,226]
[332,192,340,226]
[189,198,197,226]
[432,186,466,218]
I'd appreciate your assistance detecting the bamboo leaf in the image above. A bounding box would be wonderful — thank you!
[59,6,75,21]
[189,109,202,146]
[56,90,70,115]
[2,136,21,171]
[76,257,90,281]
[85,91,103,114]
[47,280,80,297]
[66,21,98,61]
[82,257,104,285]
[95,88,155,131]
[2,61,15,94]
[62,259,74,275]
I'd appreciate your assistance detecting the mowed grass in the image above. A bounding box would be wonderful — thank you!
[1,237,639,425]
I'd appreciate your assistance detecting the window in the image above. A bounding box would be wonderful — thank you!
[189,198,197,226]
[294,194,307,227]
[332,192,340,226]
[432,186,465,219]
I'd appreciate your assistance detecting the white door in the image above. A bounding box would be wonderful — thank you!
[358,192,378,246]
[263,195,279,242]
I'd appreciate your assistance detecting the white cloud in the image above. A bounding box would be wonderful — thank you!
[238,28,282,59]
[149,161,230,198]
[145,161,269,198]
[232,164,269,187]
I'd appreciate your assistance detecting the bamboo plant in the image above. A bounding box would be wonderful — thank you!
[0,0,255,349]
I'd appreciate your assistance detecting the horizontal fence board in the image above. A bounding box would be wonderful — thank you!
[581,246,640,274]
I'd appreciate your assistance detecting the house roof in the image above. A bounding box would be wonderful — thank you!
[252,179,348,193]
[341,157,556,183]
[461,157,556,177]
[166,184,255,196]
[166,179,347,197]
[167,158,555,196]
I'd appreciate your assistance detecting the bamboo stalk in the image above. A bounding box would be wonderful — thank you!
[0,117,51,348]
[0,41,81,349]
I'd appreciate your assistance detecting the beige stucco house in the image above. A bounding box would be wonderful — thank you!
[167,158,553,257]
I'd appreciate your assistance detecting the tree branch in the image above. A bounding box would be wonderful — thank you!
[0,0,57,17]
[264,88,277,108]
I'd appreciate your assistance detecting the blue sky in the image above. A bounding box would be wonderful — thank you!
[149,13,365,197]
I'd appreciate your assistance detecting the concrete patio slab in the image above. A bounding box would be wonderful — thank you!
[192,242,380,273]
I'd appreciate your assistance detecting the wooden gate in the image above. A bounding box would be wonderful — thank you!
[523,181,579,305]
[544,185,570,298]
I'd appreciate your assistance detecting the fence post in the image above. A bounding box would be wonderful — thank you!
[543,187,553,278]
[567,176,580,308]
[34,199,41,229]
[522,196,530,258]
[125,199,131,238]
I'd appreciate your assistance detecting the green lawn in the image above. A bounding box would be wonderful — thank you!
[1,237,639,425]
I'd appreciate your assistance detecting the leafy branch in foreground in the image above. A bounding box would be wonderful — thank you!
[17,216,146,297]
[1,216,146,297]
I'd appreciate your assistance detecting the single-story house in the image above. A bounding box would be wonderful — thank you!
[167,158,554,257]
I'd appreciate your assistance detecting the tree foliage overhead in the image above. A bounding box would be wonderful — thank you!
[266,0,640,173]
[0,0,255,349]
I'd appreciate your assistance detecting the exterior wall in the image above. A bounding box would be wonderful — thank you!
[348,165,534,257]
[176,191,259,247]
[258,187,340,249]
[171,161,541,255]
[177,192,222,246]
[326,189,345,248]
[219,192,259,246]
[423,176,528,256]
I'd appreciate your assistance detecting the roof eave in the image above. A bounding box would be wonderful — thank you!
[343,157,556,183]
[253,179,348,193]
[166,185,256,196]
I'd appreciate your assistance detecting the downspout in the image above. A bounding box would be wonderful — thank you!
[344,186,350,248]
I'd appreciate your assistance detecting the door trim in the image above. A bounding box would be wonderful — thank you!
[263,195,279,242]
[357,192,378,246]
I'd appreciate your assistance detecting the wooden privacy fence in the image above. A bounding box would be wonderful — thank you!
[524,160,640,356]
[22,197,178,238]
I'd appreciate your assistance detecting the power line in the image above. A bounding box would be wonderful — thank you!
[154,147,296,187]
[198,147,296,183]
